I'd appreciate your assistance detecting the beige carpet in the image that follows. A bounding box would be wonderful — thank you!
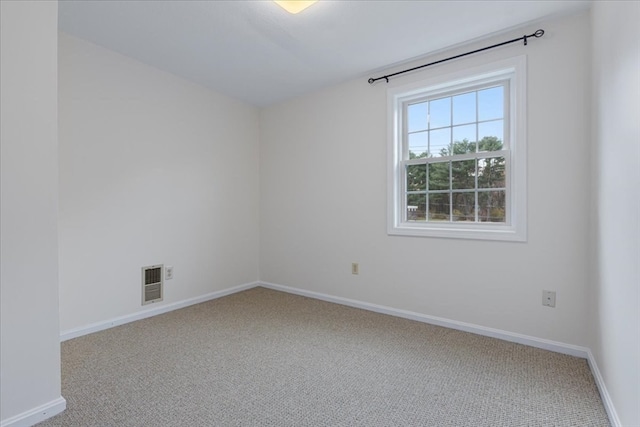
[38,287,610,426]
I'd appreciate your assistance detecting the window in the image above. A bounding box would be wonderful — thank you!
[387,56,526,241]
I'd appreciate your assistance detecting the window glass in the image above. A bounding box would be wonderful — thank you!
[452,192,476,222]
[429,97,451,129]
[451,160,476,190]
[428,162,449,191]
[408,102,428,133]
[478,86,503,121]
[406,194,426,222]
[478,157,506,189]
[452,91,476,125]
[429,128,451,157]
[428,193,450,221]
[452,124,476,148]
[478,121,503,150]
[478,190,506,222]
[406,164,426,191]
[408,132,428,158]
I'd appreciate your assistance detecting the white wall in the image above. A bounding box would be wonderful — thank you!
[3,3,633,425]
[58,34,260,332]
[0,0,65,424]
[590,2,640,426]
[260,12,592,346]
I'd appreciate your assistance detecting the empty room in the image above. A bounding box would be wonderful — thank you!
[1,1,638,426]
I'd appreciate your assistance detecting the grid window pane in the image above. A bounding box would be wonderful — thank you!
[478,120,503,151]
[453,91,476,125]
[429,97,451,129]
[400,80,513,228]
[408,131,428,158]
[478,157,506,188]
[453,192,476,222]
[428,161,449,190]
[429,128,451,157]
[478,190,506,222]
[428,193,450,221]
[478,86,504,121]
[408,102,428,133]
[453,123,476,149]
[407,194,426,221]
[406,164,427,191]
[451,160,475,190]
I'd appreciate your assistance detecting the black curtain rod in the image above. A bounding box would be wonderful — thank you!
[368,29,544,84]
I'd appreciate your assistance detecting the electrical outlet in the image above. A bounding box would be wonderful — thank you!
[542,290,556,307]
[165,266,173,280]
[351,263,359,275]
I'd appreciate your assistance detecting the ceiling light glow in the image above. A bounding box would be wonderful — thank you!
[274,0,318,14]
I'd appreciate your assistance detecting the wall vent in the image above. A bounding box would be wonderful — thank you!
[142,265,163,305]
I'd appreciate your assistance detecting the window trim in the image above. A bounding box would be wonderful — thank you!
[387,56,527,242]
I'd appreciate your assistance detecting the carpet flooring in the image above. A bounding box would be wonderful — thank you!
[38,287,610,426]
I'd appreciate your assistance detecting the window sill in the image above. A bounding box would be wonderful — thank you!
[388,222,526,242]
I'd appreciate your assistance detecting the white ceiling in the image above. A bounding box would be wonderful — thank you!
[58,1,591,107]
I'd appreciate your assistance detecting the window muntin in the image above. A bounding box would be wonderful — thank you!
[402,82,509,225]
[387,56,526,241]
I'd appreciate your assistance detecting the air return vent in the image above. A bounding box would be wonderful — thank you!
[142,265,163,305]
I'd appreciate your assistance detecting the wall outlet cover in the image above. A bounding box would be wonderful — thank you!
[542,290,556,307]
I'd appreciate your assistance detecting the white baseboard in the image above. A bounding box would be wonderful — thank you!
[259,281,589,358]
[262,281,620,426]
[260,282,624,427]
[0,397,66,427]
[587,350,622,427]
[60,281,259,341]
[56,280,620,427]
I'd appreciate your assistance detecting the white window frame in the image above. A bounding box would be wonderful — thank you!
[387,56,527,242]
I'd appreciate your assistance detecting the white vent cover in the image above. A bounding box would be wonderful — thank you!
[142,265,163,305]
